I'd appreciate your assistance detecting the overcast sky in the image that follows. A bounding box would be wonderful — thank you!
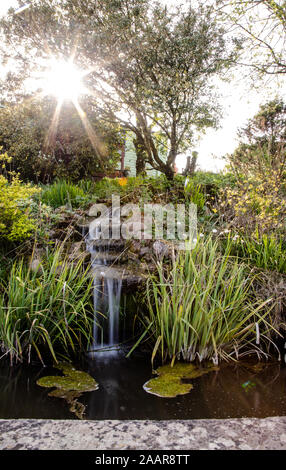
[1,0,286,172]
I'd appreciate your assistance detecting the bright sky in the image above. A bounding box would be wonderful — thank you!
[178,77,286,172]
[0,1,17,15]
[1,1,286,172]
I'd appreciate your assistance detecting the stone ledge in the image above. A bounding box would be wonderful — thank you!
[0,417,286,450]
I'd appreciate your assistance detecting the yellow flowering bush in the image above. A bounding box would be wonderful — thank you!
[0,156,40,241]
[218,169,286,234]
[0,151,12,169]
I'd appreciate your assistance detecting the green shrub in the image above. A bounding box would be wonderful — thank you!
[218,171,286,234]
[77,179,96,193]
[91,174,186,205]
[184,179,205,211]
[40,180,88,208]
[0,174,40,242]
[0,245,94,364]
[192,171,236,195]
[130,236,282,365]
[91,176,146,200]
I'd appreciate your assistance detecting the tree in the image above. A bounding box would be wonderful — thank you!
[227,98,286,177]
[0,96,122,183]
[133,135,147,176]
[216,0,286,75]
[0,0,237,179]
[183,151,198,176]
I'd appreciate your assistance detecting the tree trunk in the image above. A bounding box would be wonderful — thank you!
[133,136,147,176]
[164,164,175,180]
[183,151,198,176]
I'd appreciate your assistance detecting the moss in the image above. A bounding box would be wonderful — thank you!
[143,362,219,398]
[37,362,98,419]
[48,390,86,420]
[37,362,98,392]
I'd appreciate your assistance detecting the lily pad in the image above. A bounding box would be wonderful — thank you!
[37,362,98,419]
[143,362,219,398]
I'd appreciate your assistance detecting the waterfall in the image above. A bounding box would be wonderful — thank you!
[85,216,123,354]
[106,277,122,345]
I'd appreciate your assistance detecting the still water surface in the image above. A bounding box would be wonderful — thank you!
[0,351,285,420]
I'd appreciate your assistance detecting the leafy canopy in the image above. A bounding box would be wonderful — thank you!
[0,0,237,178]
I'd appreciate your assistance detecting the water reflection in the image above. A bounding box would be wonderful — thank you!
[81,355,286,420]
[0,364,73,419]
[0,356,286,420]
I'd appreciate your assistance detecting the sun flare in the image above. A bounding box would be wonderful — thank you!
[42,60,85,101]
[41,58,104,158]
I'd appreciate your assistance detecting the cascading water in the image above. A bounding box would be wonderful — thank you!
[85,216,123,355]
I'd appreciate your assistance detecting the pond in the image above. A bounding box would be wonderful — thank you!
[1,350,286,420]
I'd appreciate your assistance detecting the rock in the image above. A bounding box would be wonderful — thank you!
[152,241,170,259]
[29,248,45,274]
[129,240,142,254]
[127,252,140,264]
[30,258,43,274]
[68,241,90,262]
[139,247,150,257]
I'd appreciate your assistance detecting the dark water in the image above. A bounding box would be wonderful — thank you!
[1,351,286,420]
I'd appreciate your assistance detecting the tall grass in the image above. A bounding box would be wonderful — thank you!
[40,180,88,208]
[131,236,282,365]
[184,179,205,211]
[226,233,286,274]
[0,245,94,364]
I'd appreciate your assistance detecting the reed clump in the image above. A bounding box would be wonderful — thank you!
[0,244,93,364]
[133,235,283,365]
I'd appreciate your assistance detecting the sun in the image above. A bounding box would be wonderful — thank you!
[42,58,105,159]
[42,60,85,101]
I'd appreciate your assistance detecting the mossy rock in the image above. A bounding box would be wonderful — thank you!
[143,362,219,398]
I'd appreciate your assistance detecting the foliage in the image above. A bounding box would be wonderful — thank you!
[227,99,286,178]
[218,171,286,234]
[130,235,282,364]
[184,179,205,212]
[217,0,286,75]
[0,0,237,178]
[89,174,187,205]
[0,167,40,241]
[225,232,286,274]
[192,171,240,191]
[40,180,89,209]
[0,97,122,183]
[0,244,94,364]
[87,176,144,202]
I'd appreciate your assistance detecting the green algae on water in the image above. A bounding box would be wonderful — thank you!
[37,362,98,419]
[37,362,98,392]
[143,362,219,398]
